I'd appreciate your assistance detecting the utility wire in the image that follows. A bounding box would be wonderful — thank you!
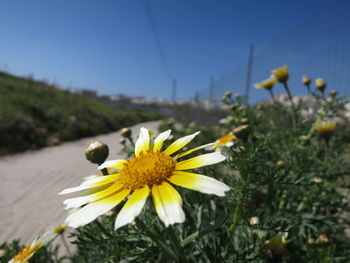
[143,0,172,81]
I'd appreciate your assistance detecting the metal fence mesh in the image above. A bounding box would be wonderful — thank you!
[197,0,350,104]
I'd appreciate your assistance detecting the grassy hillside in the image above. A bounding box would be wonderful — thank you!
[0,72,162,154]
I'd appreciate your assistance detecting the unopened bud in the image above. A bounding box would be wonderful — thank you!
[238,105,246,111]
[318,234,330,243]
[119,138,126,145]
[313,177,323,183]
[233,125,250,140]
[263,233,287,256]
[85,141,109,164]
[276,160,285,167]
[271,65,289,83]
[299,135,309,141]
[329,90,338,97]
[249,216,259,225]
[314,120,336,140]
[240,117,249,124]
[228,103,240,111]
[0,249,6,258]
[302,75,311,86]
[315,78,326,92]
[52,224,67,234]
[120,127,132,138]
[307,238,315,244]
[224,91,231,98]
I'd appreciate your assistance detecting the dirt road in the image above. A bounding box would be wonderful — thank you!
[0,121,160,248]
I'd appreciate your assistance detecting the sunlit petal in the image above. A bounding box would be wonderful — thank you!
[169,171,230,196]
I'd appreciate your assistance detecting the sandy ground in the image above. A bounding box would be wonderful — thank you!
[0,120,160,256]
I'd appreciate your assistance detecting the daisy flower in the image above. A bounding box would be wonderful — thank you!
[9,232,56,263]
[314,120,336,139]
[60,128,229,229]
[271,65,289,83]
[213,133,237,151]
[254,77,277,90]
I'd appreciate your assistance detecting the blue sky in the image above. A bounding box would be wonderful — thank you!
[0,0,336,101]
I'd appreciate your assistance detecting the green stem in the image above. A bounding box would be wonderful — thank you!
[324,139,329,165]
[127,135,135,147]
[306,84,310,95]
[180,232,199,247]
[98,163,109,176]
[282,82,297,133]
[268,89,275,101]
[228,183,247,234]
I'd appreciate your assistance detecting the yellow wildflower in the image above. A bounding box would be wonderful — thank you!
[271,65,289,83]
[60,128,229,229]
[214,133,237,150]
[315,78,326,92]
[314,120,336,138]
[254,77,277,90]
[302,75,311,85]
[9,232,56,263]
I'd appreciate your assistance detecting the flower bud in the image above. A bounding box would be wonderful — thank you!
[271,65,289,83]
[307,238,315,244]
[238,105,246,111]
[313,177,323,184]
[314,120,336,140]
[249,216,259,225]
[120,127,132,138]
[315,78,326,92]
[233,125,250,140]
[85,141,109,164]
[302,75,311,86]
[276,160,285,167]
[240,117,249,124]
[329,90,338,97]
[0,249,6,258]
[317,234,330,243]
[228,103,240,111]
[298,135,309,141]
[52,224,67,234]
[263,233,287,256]
[119,138,126,145]
[224,91,231,98]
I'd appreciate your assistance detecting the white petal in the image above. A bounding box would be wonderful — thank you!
[175,152,226,170]
[65,189,130,228]
[153,130,171,152]
[80,173,120,186]
[177,143,214,158]
[135,127,150,157]
[164,131,200,156]
[63,182,123,209]
[114,186,150,230]
[152,182,185,227]
[58,173,120,195]
[98,159,126,170]
[169,171,230,196]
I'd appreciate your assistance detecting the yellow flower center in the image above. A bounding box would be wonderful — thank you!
[119,151,175,190]
[13,246,32,261]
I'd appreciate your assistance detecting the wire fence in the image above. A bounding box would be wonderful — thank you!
[197,0,350,104]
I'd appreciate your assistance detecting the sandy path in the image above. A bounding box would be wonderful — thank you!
[0,121,160,249]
